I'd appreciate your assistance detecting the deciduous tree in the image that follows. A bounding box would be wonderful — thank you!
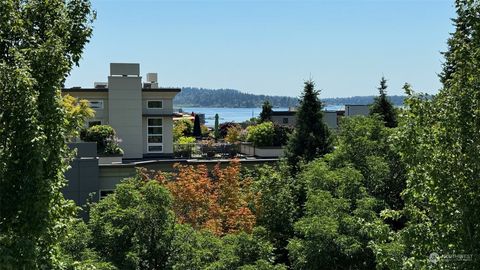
[0,0,94,267]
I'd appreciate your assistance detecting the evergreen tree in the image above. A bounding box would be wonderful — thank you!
[369,77,397,128]
[214,114,220,141]
[193,114,202,137]
[0,0,94,267]
[260,100,273,122]
[285,80,332,172]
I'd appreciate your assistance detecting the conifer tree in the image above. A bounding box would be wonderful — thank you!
[214,114,220,141]
[193,114,201,137]
[259,100,273,122]
[285,80,332,171]
[369,77,397,128]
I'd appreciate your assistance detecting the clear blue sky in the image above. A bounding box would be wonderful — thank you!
[65,0,456,98]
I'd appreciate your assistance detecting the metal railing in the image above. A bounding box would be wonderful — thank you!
[173,143,240,159]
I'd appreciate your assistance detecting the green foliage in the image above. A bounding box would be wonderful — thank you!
[327,116,406,210]
[246,122,275,147]
[177,136,196,144]
[193,114,202,137]
[369,77,398,128]
[374,2,480,268]
[207,227,284,270]
[285,80,332,172]
[174,118,194,141]
[288,160,389,270]
[272,124,293,147]
[59,219,116,270]
[89,177,176,269]
[219,122,240,138]
[62,94,95,139]
[260,100,273,122]
[225,125,242,144]
[80,125,123,156]
[0,0,94,268]
[253,164,297,264]
[85,173,285,269]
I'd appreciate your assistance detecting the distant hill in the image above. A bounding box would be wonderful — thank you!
[174,87,298,108]
[174,87,405,108]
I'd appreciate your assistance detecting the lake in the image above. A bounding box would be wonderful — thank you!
[177,106,344,126]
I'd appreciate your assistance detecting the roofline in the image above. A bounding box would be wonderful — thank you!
[271,111,296,116]
[142,88,181,93]
[62,88,108,93]
[143,113,177,117]
[61,87,182,93]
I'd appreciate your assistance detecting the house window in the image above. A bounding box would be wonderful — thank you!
[88,100,104,109]
[88,120,102,127]
[147,118,163,153]
[283,117,289,124]
[147,100,163,109]
[99,189,114,200]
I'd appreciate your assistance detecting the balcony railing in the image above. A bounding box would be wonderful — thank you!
[173,143,240,159]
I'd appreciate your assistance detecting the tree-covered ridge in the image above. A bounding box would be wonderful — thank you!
[174,87,406,108]
[175,87,299,108]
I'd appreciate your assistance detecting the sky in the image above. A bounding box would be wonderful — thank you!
[65,0,456,98]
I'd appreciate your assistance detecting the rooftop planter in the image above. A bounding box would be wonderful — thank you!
[240,121,292,158]
[80,125,124,164]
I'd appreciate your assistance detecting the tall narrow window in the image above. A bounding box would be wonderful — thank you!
[147,100,163,109]
[147,118,163,153]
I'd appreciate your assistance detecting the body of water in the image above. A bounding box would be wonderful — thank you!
[177,106,344,126]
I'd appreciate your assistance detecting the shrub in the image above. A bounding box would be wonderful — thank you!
[219,122,240,138]
[246,122,275,147]
[80,125,123,156]
[225,126,242,144]
[174,119,194,141]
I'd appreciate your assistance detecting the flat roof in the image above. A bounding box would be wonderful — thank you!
[271,111,296,116]
[100,157,279,168]
[61,87,181,93]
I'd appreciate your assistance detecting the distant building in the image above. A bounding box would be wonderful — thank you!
[62,63,181,159]
[271,111,297,126]
[271,104,369,129]
[345,104,370,116]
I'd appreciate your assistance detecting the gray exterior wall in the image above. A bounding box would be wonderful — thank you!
[63,143,100,208]
[323,111,338,129]
[271,115,297,126]
[108,74,143,159]
[345,105,370,116]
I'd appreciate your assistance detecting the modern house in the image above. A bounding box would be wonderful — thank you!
[62,63,181,159]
